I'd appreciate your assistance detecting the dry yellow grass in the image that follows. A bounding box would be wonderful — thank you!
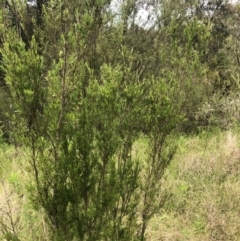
[0,146,49,241]
[147,130,240,241]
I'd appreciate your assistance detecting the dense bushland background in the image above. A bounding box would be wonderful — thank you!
[1,0,240,240]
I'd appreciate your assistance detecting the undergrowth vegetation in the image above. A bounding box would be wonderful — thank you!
[148,129,240,241]
[1,129,240,240]
[0,145,49,240]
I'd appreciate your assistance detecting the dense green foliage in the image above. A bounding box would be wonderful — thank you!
[0,0,240,240]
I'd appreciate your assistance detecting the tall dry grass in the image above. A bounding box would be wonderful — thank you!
[147,130,240,241]
[0,145,50,241]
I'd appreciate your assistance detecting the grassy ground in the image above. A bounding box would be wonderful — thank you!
[1,129,240,240]
[147,129,240,241]
[0,145,49,240]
